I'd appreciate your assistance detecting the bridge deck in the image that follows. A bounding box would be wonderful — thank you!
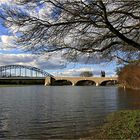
[0,77,45,80]
[45,76,118,86]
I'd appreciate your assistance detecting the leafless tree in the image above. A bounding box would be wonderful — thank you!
[0,0,140,63]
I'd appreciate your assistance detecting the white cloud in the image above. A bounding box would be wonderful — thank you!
[38,4,54,20]
[0,0,8,3]
[0,0,11,4]
[0,35,16,50]
[26,2,55,23]
[0,52,116,77]
[52,67,116,77]
[0,53,67,70]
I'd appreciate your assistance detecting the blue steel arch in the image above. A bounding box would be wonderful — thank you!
[0,65,53,77]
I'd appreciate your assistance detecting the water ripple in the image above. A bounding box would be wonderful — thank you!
[0,86,140,139]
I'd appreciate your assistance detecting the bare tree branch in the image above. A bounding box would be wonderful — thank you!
[0,0,140,63]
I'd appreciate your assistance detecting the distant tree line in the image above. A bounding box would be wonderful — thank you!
[80,71,93,77]
[80,70,105,77]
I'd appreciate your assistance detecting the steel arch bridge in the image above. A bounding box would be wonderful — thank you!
[0,65,53,77]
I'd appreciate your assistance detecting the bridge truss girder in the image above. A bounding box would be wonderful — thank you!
[0,65,53,77]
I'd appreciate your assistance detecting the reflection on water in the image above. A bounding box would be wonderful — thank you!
[0,86,140,139]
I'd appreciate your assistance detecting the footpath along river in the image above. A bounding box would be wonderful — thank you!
[0,86,140,139]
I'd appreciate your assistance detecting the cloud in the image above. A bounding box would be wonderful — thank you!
[0,0,10,4]
[0,35,16,50]
[52,67,116,77]
[0,53,67,70]
[59,68,93,77]
[0,53,116,77]
[63,51,108,65]
[0,35,109,65]
[0,0,8,3]
[76,53,107,64]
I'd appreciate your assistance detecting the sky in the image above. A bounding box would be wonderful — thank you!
[0,0,117,77]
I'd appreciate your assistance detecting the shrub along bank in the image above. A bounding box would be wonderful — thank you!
[118,62,140,89]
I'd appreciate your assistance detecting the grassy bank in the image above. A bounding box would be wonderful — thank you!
[82,110,140,139]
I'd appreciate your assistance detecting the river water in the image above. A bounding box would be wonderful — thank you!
[0,86,140,139]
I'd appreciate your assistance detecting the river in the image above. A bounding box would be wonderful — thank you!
[0,86,140,139]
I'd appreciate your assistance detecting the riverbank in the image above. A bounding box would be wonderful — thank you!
[81,110,140,139]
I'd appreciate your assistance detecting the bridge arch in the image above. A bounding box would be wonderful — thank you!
[0,65,53,77]
[45,77,118,86]
[52,79,72,86]
[100,80,118,86]
[75,80,96,86]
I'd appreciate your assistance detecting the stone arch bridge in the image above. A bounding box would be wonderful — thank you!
[45,76,118,86]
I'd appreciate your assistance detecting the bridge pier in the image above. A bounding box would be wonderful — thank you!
[45,77,53,86]
[72,82,75,86]
[96,82,99,86]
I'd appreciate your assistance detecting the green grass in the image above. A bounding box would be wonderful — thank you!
[83,110,140,139]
